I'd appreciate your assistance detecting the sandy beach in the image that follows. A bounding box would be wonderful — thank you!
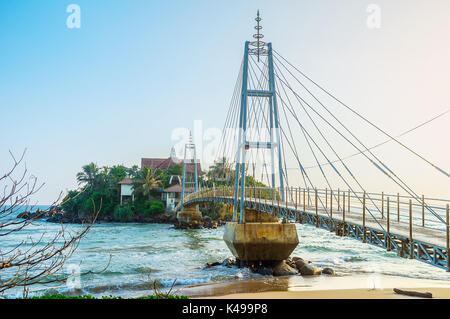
[203,287,450,299]
[180,273,450,299]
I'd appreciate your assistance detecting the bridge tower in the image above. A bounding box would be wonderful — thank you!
[233,10,285,223]
[224,11,299,262]
[177,133,202,226]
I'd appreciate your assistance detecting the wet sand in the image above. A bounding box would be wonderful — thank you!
[203,287,450,299]
[180,273,450,299]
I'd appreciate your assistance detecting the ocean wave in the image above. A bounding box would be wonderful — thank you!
[159,277,212,287]
[133,266,161,274]
[342,256,367,263]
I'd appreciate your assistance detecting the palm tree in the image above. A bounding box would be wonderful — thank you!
[76,163,100,187]
[208,157,233,184]
[136,167,163,200]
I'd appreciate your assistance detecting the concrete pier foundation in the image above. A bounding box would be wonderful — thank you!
[177,204,202,225]
[223,210,299,261]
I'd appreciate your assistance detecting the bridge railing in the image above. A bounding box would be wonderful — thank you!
[178,185,449,232]
[175,186,282,211]
[177,186,450,270]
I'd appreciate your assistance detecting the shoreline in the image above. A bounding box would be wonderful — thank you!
[203,287,450,299]
[18,209,178,224]
[179,273,450,299]
[17,210,227,229]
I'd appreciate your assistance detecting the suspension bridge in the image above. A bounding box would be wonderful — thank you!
[175,12,450,271]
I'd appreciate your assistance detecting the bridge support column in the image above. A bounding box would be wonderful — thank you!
[223,209,299,261]
[177,204,202,228]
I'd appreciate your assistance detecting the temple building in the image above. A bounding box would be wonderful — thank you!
[118,149,203,210]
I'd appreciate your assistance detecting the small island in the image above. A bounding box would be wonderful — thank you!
[21,153,265,229]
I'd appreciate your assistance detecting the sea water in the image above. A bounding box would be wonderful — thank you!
[1,208,449,298]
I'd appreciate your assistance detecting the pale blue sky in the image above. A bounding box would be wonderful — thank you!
[1,1,449,203]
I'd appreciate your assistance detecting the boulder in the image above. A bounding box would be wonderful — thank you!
[205,261,221,268]
[272,260,298,276]
[256,266,273,276]
[322,267,335,275]
[17,210,49,220]
[285,258,296,269]
[299,263,321,276]
[222,257,236,268]
[203,216,212,222]
[294,258,306,270]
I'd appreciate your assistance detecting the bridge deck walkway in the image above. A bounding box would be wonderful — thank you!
[214,196,447,249]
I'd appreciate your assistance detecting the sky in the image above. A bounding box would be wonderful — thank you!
[0,0,449,204]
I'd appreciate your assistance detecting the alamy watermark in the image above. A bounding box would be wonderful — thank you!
[65,264,81,289]
[366,4,381,29]
[171,120,278,170]
[366,264,383,290]
[66,4,81,29]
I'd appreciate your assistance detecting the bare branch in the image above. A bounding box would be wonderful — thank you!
[0,150,102,296]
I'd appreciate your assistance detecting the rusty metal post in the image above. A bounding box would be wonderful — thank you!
[422,194,425,227]
[330,190,333,232]
[303,188,306,211]
[342,192,345,221]
[299,187,301,207]
[272,188,274,208]
[338,188,340,211]
[315,188,318,228]
[447,204,449,272]
[342,192,346,236]
[387,197,391,251]
[343,192,345,222]
[277,187,280,212]
[259,187,261,210]
[348,189,350,214]
[409,199,413,259]
[286,187,288,210]
[363,191,366,243]
[307,187,310,207]
[330,190,333,219]
[387,197,390,233]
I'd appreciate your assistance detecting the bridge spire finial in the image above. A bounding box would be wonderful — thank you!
[251,10,266,62]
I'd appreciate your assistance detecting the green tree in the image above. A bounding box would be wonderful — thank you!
[107,165,128,191]
[134,167,163,200]
[76,163,101,187]
[145,201,165,215]
[113,205,134,221]
[127,165,140,179]
[207,157,233,185]
[167,164,182,176]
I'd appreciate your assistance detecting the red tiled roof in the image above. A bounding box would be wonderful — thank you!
[141,158,172,170]
[118,178,133,185]
[141,157,204,175]
[162,184,182,193]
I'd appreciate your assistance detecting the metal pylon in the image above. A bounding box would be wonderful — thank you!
[233,12,285,223]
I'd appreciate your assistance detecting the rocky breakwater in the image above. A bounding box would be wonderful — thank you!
[17,206,61,221]
[18,208,180,225]
[47,212,180,224]
[174,216,227,230]
[206,256,336,277]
